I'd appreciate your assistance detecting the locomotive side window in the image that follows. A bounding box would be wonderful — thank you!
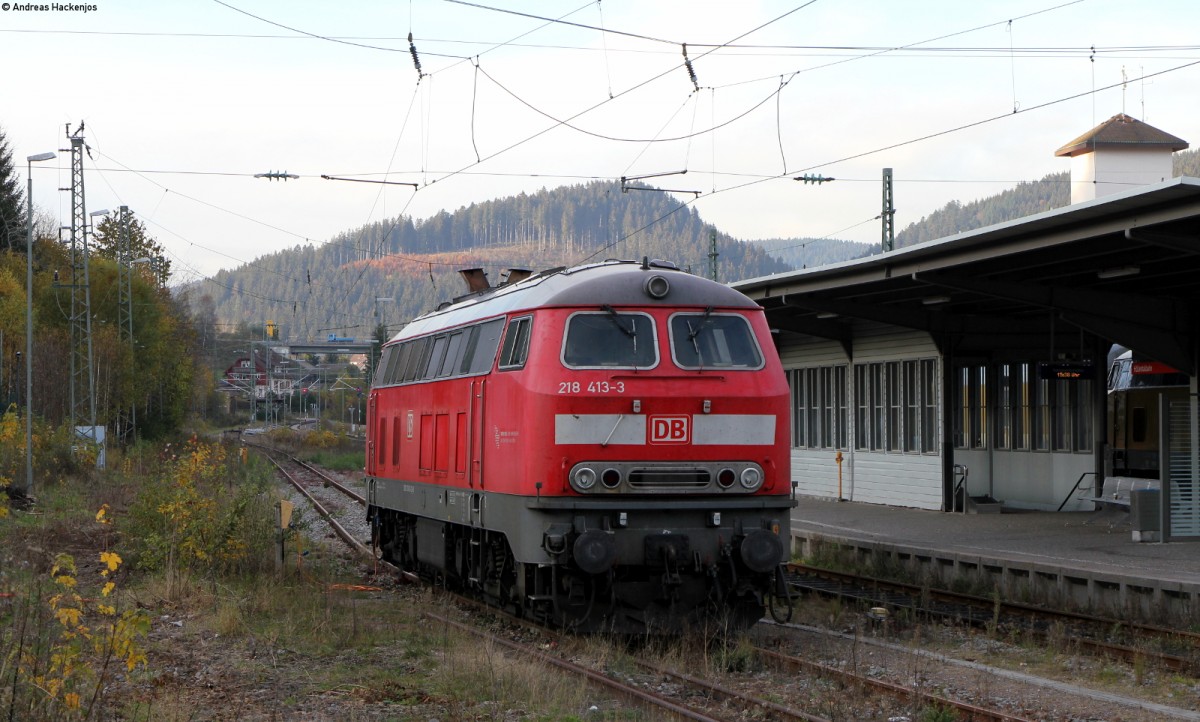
[402,338,430,382]
[438,331,466,377]
[562,311,657,368]
[669,313,763,370]
[425,335,450,379]
[374,346,396,387]
[384,345,406,385]
[499,316,533,370]
[388,343,412,384]
[462,318,505,374]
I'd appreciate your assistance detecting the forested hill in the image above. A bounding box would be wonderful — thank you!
[751,237,875,269]
[196,181,796,341]
[895,173,1070,246]
[192,149,1200,340]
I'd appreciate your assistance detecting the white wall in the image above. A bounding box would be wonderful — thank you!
[1070,147,1174,204]
[991,451,1095,511]
[954,449,991,498]
[781,323,945,511]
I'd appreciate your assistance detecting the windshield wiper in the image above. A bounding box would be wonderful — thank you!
[686,307,715,368]
[687,306,715,342]
[601,304,637,354]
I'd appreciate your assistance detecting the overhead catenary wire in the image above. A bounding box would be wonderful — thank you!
[574,58,1200,264]
[424,1,818,193]
[37,0,1196,331]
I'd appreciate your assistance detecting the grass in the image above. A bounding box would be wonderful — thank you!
[305,449,365,471]
[1,431,648,720]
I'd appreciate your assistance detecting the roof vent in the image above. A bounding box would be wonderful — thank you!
[458,268,490,293]
[503,268,532,285]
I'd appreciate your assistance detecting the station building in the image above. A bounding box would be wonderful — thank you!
[733,114,1200,540]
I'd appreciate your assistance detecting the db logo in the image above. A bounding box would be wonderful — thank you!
[649,415,690,444]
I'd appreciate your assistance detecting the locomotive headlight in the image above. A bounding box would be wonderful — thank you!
[740,467,763,490]
[573,467,597,491]
[644,274,670,299]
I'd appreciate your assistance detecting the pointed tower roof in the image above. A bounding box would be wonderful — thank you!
[1055,113,1188,157]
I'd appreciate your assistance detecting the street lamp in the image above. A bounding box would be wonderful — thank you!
[25,151,55,495]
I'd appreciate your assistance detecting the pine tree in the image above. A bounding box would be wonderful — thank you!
[0,126,27,253]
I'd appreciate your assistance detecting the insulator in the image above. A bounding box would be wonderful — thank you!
[681,43,699,92]
[408,33,423,75]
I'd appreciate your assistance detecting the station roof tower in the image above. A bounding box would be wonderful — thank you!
[1055,113,1188,204]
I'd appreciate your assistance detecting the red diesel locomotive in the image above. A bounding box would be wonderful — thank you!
[365,259,793,633]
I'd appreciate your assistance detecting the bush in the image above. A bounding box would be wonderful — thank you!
[124,437,276,579]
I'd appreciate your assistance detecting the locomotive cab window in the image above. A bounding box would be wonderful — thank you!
[669,312,763,370]
[498,316,533,370]
[562,310,657,369]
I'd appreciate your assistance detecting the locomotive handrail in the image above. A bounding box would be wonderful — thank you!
[1056,471,1097,512]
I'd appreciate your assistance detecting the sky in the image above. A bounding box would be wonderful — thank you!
[4,0,1200,284]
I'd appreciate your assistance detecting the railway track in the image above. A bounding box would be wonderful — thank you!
[784,562,1199,674]
[260,448,829,720]
[426,611,804,722]
[247,439,1194,720]
[753,642,1035,722]
[261,448,1081,721]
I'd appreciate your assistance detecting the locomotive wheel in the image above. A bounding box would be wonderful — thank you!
[482,537,517,613]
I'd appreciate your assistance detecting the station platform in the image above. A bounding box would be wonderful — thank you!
[788,498,1200,622]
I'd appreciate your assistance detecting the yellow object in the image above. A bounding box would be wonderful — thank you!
[278,500,293,530]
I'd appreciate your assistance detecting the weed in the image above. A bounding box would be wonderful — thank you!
[917,701,962,721]
[1,510,149,720]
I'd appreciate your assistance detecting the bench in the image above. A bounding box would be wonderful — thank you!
[1090,476,1160,508]
[1085,476,1160,527]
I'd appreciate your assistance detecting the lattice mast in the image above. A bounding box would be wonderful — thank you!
[116,206,134,442]
[881,167,895,252]
[66,123,97,433]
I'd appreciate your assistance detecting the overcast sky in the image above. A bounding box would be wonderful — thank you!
[5,0,1200,282]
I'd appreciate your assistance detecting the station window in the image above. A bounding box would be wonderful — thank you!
[921,359,938,453]
[787,365,847,450]
[854,359,938,455]
[952,365,988,450]
[978,361,1093,454]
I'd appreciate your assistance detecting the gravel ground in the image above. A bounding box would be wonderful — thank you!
[267,456,1200,722]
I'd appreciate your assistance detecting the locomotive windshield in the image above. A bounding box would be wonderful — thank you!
[669,312,763,369]
[563,311,657,368]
